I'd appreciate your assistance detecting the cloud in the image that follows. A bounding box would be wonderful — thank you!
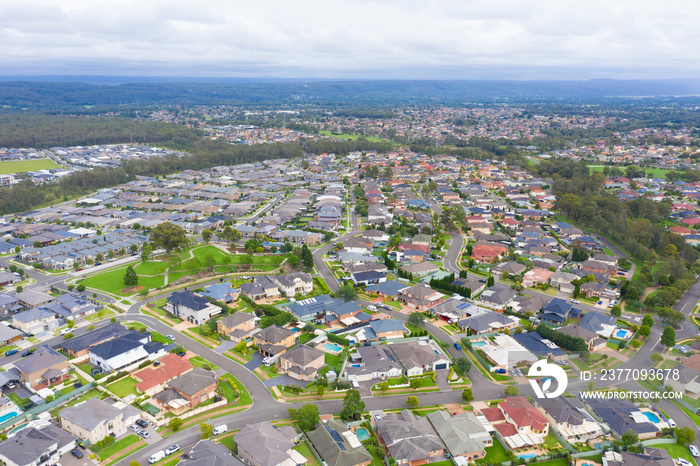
[0,0,698,79]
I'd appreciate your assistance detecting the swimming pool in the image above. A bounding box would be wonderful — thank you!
[355,427,370,441]
[643,411,660,423]
[322,342,343,352]
[615,329,630,339]
[517,454,536,459]
[0,411,19,423]
[471,341,487,348]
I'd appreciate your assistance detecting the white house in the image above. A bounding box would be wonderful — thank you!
[89,331,167,373]
[166,290,221,325]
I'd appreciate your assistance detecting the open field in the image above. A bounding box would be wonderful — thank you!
[319,130,389,143]
[0,159,61,174]
[588,165,673,178]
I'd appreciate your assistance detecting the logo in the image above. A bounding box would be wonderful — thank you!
[527,359,568,399]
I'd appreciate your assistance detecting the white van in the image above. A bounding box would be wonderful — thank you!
[148,451,165,464]
[213,424,228,435]
[366,305,377,311]
[59,328,71,335]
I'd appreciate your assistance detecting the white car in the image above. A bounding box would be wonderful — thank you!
[677,458,692,466]
[667,418,676,428]
[165,444,180,456]
[689,445,700,457]
[129,424,140,431]
[166,334,175,340]
[570,299,580,304]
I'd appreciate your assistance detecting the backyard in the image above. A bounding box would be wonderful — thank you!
[106,377,139,398]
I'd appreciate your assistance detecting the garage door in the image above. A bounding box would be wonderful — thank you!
[435,363,448,370]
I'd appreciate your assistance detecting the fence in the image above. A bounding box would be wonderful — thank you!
[179,398,227,420]
[0,381,96,433]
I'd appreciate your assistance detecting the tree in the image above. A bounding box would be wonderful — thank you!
[123,265,139,287]
[610,305,621,317]
[621,428,638,445]
[288,404,320,431]
[317,385,325,398]
[15,285,22,293]
[301,244,314,269]
[454,357,472,375]
[409,379,421,390]
[77,283,86,293]
[504,386,519,396]
[200,423,214,439]
[461,388,474,402]
[234,341,248,355]
[379,381,389,392]
[651,353,663,364]
[202,229,213,243]
[336,282,358,302]
[129,461,141,466]
[340,389,364,421]
[676,426,696,445]
[406,396,419,408]
[169,418,184,431]
[638,325,651,338]
[149,222,189,255]
[660,326,676,348]
[642,315,655,327]
[287,254,300,268]
[487,276,494,287]
[408,312,424,327]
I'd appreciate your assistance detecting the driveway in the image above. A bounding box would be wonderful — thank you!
[213,340,236,355]
[243,352,264,370]
[435,370,451,392]
[263,374,304,388]
[356,381,374,397]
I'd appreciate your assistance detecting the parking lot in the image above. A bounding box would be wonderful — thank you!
[58,447,97,466]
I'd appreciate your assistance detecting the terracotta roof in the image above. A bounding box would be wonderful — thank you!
[480,407,506,423]
[134,353,193,392]
[499,397,548,430]
[494,422,518,437]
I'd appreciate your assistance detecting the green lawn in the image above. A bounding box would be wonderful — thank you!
[543,432,561,449]
[0,159,61,174]
[220,373,252,405]
[319,130,389,143]
[528,460,568,466]
[106,377,139,398]
[219,434,236,452]
[650,443,697,466]
[476,441,509,464]
[190,356,219,370]
[294,442,321,466]
[95,434,140,457]
[80,266,164,296]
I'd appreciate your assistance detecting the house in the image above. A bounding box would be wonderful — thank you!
[426,410,492,461]
[350,270,387,286]
[253,325,296,357]
[0,324,22,347]
[58,323,131,358]
[579,281,606,298]
[477,285,517,309]
[201,282,240,303]
[14,345,69,388]
[511,332,567,361]
[539,298,581,324]
[0,425,77,466]
[89,331,167,373]
[0,293,21,320]
[277,345,326,380]
[492,261,527,279]
[498,397,549,446]
[345,345,403,382]
[241,276,281,303]
[44,292,100,320]
[182,439,245,466]
[166,290,222,325]
[59,397,142,444]
[522,268,554,288]
[0,272,21,288]
[604,449,674,466]
[275,272,314,297]
[472,244,507,263]
[584,398,659,439]
[556,325,607,351]
[398,284,444,310]
[15,289,54,308]
[533,397,603,443]
[365,280,407,299]
[234,421,305,466]
[577,260,616,275]
[480,334,538,369]
[389,340,450,375]
[216,312,256,342]
[398,262,440,277]
[133,353,194,396]
[578,311,617,338]
[430,299,487,323]
[661,363,700,398]
[308,420,373,466]
[11,307,59,335]
[457,312,520,335]
[509,295,550,315]
[153,367,218,415]
[549,271,579,294]
[376,409,445,466]
[343,238,374,255]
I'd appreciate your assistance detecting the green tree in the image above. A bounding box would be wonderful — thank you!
[642,315,655,327]
[234,341,248,355]
[504,386,519,396]
[287,254,300,268]
[202,229,213,243]
[149,222,189,255]
[409,379,421,390]
[169,418,184,431]
[379,381,389,392]
[123,265,139,287]
[200,423,214,439]
[454,357,472,374]
[406,396,419,408]
[651,353,663,364]
[317,385,325,398]
[621,428,638,445]
[129,461,141,466]
[610,305,621,317]
[638,325,651,338]
[336,282,358,302]
[660,326,676,348]
[408,312,424,326]
[288,404,320,431]
[77,283,86,293]
[340,389,364,421]
[487,276,494,287]
[676,426,696,445]
[461,388,474,402]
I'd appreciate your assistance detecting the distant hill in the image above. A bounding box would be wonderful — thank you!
[1,78,700,110]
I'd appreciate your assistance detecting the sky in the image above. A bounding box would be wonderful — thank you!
[1,0,698,80]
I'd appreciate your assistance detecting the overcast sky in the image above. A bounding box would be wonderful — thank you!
[1,0,698,80]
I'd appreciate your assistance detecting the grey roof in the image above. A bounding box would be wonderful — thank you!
[168,367,216,396]
[0,325,22,342]
[556,324,598,342]
[457,312,515,332]
[15,289,54,307]
[307,419,373,466]
[59,397,140,432]
[364,280,407,297]
[234,421,297,466]
[184,439,244,466]
[219,312,255,328]
[585,398,658,436]
[275,272,312,288]
[258,325,295,344]
[350,345,401,374]
[59,323,130,353]
[535,396,589,427]
[89,331,150,360]
[426,410,490,457]
[0,425,76,465]
[511,332,566,358]
[12,307,55,324]
[14,345,66,375]
[579,311,616,334]
[389,341,447,371]
[478,285,516,305]
[376,410,444,463]
[168,290,211,311]
[281,345,325,368]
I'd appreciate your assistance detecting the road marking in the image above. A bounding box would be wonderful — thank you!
[681,303,687,311]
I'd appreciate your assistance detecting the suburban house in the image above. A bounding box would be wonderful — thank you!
[0,324,22,347]
[253,325,297,357]
[511,333,567,361]
[426,410,492,461]
[398,262,440,277]
[59,323,131,358]
[0,293,21,320]
[477,285,517,309]
[153,368,218,415]
[11,307,59,335]
[241,276,281,303]
[277,345,326,380]
[365,280,407,299]
[345,345,403,382]
[15,289,54,308]
[389,340,450,375]
[216,312,257,342]
[584,399,659,439]
[59,397,142,444]
[275,272,314,297]
[133,353,194,396]
[579,281,606,298]
[457,312,520,335]
[398,284,444,310]
[556,325,607,351]
[496,397,549,448]
[533,397,603,443]
[522,268,554,288]
[578,311,617,338]
[14,345,69,388]
[376,409,445,466]
[539,298,581,324]
[234,421,305,466]
[472,243,507,263]
[549,271,579,294]
[308,420,373,466]
[186,439,245,466]
[491,261,527,279]
[88,331,167,373]
[44,292,100,320]
[480,334,538,370]
[200,282,240,303]
[166,290,222,325]
[350,270,387,286]
[0,425,77,466]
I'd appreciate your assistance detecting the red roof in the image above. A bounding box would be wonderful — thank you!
[481,407,506,423]
[681,218,700,225]
[134,353,194,392]
[499,397,548,430]
[494,422,518,437]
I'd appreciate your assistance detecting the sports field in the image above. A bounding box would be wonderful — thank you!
[319,131,389,143]
[0,159,61,174]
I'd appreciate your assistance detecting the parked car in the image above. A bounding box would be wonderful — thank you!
[494,368,507,374]
[76,440,87,449]
[374,415,382,421]
[677,458,692,466]
[453,342,462,351]
[21,350,31,357]
[689,445,699,457]
[5,349,17,357]
[6,382,18,389]
[165,444,181,456]
[177,351,187,357]
[569,299,580,304]
[166,334,175,340]
[515,368,523,377]
[149,451,166,464]
[667,418,676,428]
[71,449,84,459]
[136,419,148,428]
[139,430,150,439]
[129,424,140,431]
